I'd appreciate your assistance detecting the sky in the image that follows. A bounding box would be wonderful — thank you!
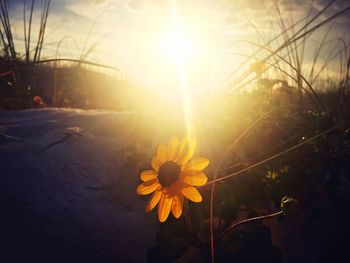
[7,0,350,94]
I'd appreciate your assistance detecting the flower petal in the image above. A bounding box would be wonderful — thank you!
[167,137,180,161]
[158,194,173,222]
[171,194,184,218]
[181,186,202,202]
[151,157,161,171]
[181,170,208,186]
[183,158,209,171]
[156,144,167,164]
[140,170,158,182]
[145,189,162,212]
[136,179,160,195]
[177,137,196,165]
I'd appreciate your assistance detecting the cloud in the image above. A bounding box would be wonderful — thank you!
[92,0,107,4]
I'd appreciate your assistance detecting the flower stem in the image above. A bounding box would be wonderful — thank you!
[185,199,196,237]
[218,210,283,241]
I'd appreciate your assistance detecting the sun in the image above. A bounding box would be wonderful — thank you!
[161,29,199,66]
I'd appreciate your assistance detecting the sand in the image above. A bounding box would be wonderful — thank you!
[0,108,158,262]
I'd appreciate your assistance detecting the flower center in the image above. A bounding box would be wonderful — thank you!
[158,161,181,187]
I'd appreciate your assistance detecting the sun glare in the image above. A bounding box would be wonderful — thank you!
[159,25,199,138]
[161,30,199,65]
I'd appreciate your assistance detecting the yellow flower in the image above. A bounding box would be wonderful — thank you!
[136,137,209,222]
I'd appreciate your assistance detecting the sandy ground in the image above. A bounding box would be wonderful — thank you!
[0,108,159,263]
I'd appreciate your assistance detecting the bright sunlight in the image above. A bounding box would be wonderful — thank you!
[160,25,199,138]
[161,29,199,65]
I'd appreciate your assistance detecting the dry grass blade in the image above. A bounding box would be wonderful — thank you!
[205,121,348,186]
[221,0,337,90]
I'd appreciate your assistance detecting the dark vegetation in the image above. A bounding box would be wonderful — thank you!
[0,0,131,111]
[146,1,350,262]
[148,86,350,263]
[0,63,133,111]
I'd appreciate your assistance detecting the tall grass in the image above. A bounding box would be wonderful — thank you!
[0,0,123,109]
[0,0,51,107]
[200,1,350,262]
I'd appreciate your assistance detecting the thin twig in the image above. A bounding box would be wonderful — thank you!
[218,211,283,241]
[205,121,348,186]
[209,105,293,262]
[185,199,196,237]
